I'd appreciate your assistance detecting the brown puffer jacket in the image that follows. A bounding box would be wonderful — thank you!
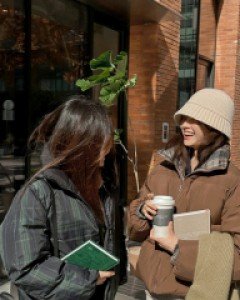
[128,145,240,297]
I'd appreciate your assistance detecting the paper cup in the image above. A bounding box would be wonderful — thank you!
[152,195,175,238]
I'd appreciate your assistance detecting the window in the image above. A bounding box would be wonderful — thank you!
[178,0,200,108]
[196,56,214,90]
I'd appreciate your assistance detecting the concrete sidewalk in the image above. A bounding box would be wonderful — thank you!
[116,272,146,299]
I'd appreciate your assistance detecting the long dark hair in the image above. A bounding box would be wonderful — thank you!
[28,95,116,223]
[166,124,229,168]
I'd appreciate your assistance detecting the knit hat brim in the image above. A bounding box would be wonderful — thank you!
[174,102,232,138]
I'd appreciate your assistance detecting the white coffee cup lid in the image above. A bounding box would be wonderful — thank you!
[152,195,175,206]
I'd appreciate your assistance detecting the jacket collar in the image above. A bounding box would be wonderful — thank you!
[158,144,230,179]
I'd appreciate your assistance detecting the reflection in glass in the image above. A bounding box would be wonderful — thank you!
[0,1,25,220]
[93,23,120,129]
[29,0,89,174]
[0,0,89,221]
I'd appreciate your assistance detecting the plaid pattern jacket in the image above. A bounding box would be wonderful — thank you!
[158,144,231,180]
[0,168,125,300]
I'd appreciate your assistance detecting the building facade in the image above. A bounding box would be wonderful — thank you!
[128,1,181,198]
[0,0,181,216]
[0,0,240,214]
[129,0,240,199]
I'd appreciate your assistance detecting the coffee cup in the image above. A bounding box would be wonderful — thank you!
[152,195,175,238]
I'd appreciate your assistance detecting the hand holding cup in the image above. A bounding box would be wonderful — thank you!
[150,221,178,253]
[140,193,157,220]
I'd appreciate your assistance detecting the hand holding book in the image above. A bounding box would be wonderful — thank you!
[61,240,120,271]
[173,209,210,240]
[97,271,115,285]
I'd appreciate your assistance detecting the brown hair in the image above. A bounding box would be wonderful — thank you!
[166,124,229,168]
[28,95,115,223]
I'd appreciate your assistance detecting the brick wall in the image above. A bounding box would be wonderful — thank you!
[198,0,216,60]
[197,0,240,167]
[196,0,217,92]
[214,0,240,167]
[196,61,208,90]
[127,2,181,200]
[157,0,181,13]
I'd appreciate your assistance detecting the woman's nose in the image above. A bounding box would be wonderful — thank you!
[180,119,190,128]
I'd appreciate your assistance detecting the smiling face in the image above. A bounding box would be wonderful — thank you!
[179,116,213,150]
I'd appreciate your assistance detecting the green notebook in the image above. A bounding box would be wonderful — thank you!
[61,240,120,271]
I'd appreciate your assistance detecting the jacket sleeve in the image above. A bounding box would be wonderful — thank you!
[172,240,199,282]
[0,186,98,300]
[128,175,152,242]
[173,183,240,282]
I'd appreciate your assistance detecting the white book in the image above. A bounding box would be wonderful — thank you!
[173,209,210,240]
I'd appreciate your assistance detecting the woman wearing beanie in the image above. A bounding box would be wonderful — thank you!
[128,88,240,299]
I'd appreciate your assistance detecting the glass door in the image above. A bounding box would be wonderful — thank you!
[92,16,128,205]
[29,0,89,176]
[93,22,120,129]
[0,0,25,222]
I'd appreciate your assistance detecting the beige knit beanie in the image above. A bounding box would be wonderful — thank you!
[174,88,234,138]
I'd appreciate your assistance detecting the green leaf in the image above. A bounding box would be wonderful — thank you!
[125,74,137,88]
[99,77,127,106]
[90,51,115,71]
[114,51,127,75]
[107,71,125,84]
[99,86,119,106]
[88,69,111,84]
[76,51,137,105]
[114,129,123,142]
[76,79,94,91]
[113,51,127,66]
[99,94,117,106]
[76,70,110,91]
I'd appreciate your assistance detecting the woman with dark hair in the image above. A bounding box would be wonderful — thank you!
[0,95,126,300]
[129,88,240,299]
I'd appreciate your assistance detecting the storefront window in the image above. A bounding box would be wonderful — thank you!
[0,0,128,221]
[0,0,89,221]
[29,0,89,174]
[0,0,25,221]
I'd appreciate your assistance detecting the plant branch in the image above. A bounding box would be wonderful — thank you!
[117,140,139,193]
[76,50,139,193]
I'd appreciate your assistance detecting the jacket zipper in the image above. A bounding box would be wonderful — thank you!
[177,178,185,200]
